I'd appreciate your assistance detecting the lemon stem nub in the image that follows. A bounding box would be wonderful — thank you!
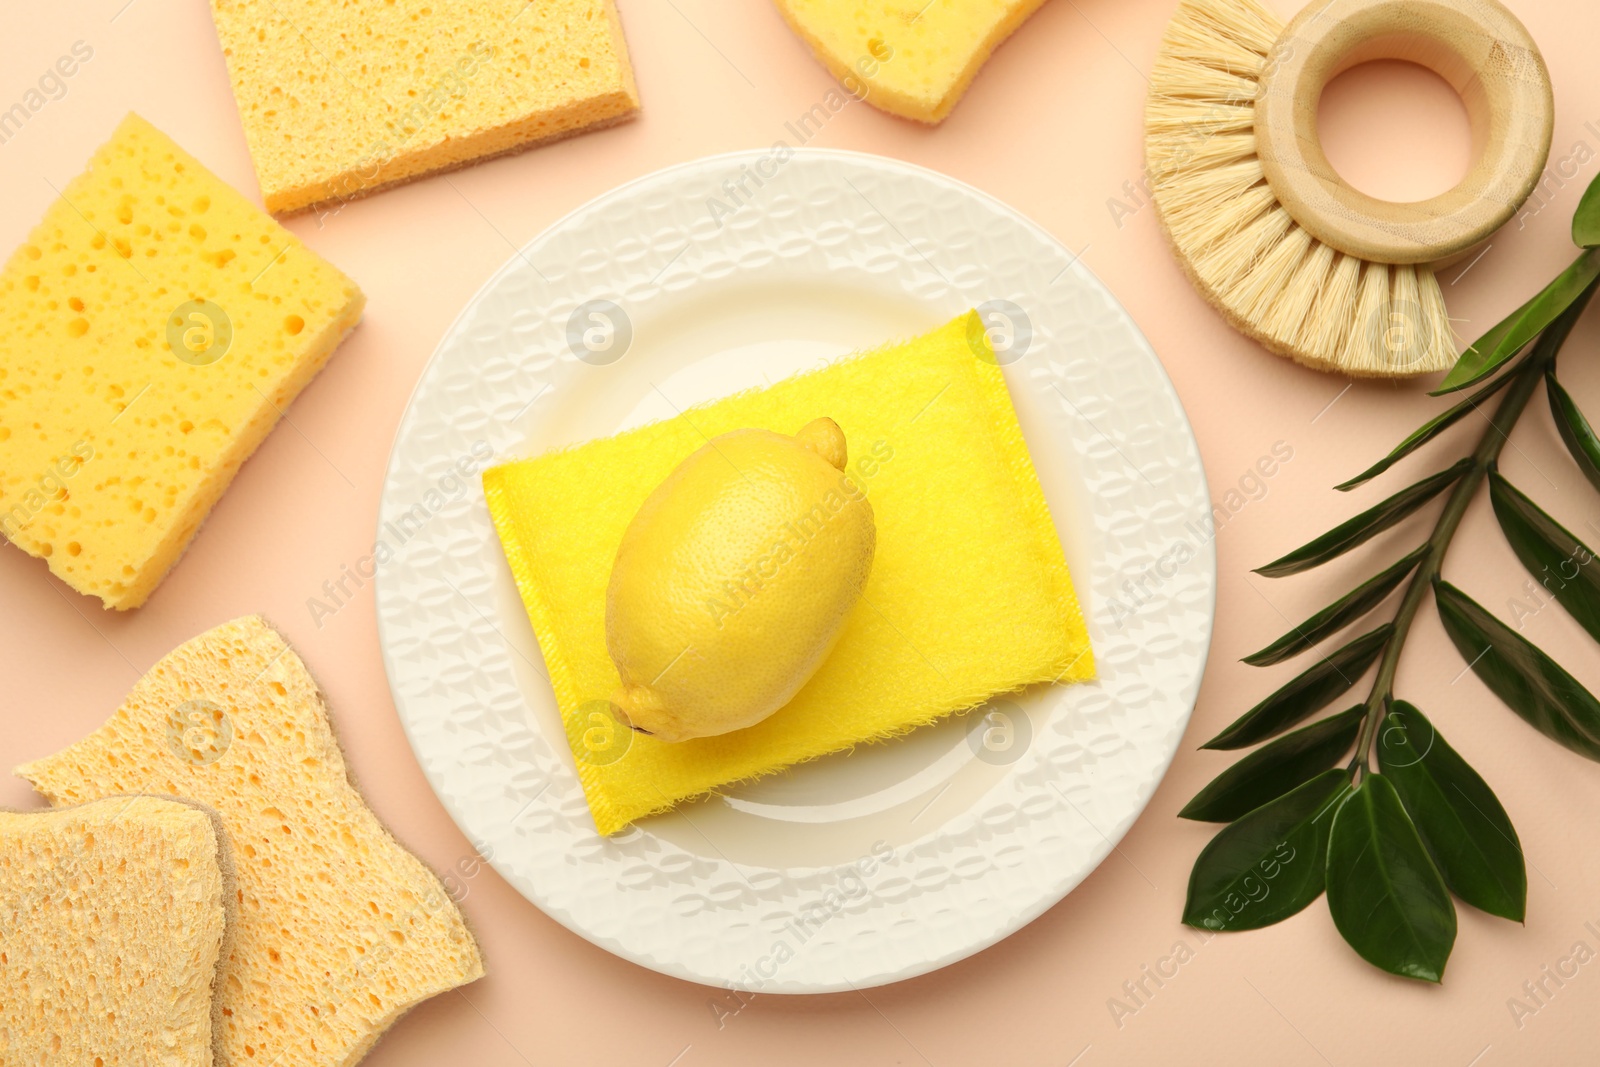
[795,417,847,471]
[612,683,669,738]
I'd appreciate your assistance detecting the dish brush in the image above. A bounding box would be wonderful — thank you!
[1147,0,1553,377]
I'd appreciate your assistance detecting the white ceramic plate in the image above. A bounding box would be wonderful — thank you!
[375,150,1215,993]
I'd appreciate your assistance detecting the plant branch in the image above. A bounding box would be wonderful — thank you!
[1351,290,1599,772]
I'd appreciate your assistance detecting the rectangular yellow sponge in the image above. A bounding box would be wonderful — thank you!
[209,0,640,215]
[775,0,1048,123]
[0,113,364,610]
[484,312,1094,835]
[0,796,229,1067]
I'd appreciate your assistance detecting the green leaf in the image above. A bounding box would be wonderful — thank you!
[1337,372,1517,491]
[1182,768,1352,932]
[1203,626,1391,750]
[1434,580,1600,760]
[1181,707,1363,822]
[1257,463,1467,578]
[1377,702,1526,921]
[1326,774,1456,982]
[1490,470,1600,645]
[1244,548,1423,666]
[1576,172,1600,248]
[1546,369,1600,496]
[1435,250,1600,394]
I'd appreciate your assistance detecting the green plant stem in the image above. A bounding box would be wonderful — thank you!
[1351,292,1597,773]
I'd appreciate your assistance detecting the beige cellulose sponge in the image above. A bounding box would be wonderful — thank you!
[0,113,364,610]
[209,0,640,214]
[773,0,1047,122]
[17,616,484,1067]
[0,796,232,1066]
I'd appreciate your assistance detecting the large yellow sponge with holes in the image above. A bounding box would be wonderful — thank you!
[209,0,640,215]
[0,796,232,1067]
[17,616,485,1067]
[773,0,1047,122]
[0,113,363,610]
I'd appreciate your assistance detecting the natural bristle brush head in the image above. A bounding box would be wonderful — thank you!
[1146,0,1553,379]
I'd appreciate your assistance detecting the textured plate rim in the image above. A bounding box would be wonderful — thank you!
[375,148,1216,993]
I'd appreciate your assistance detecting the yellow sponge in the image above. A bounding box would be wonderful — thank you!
[484,312,1093,835]
[17,616,484,1067]
[773,0,1047,123]
[0,796,231,1067]
[0,113,364,610]
[209,0,640,215]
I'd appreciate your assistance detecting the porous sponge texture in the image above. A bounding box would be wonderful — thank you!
[773,0,1047,123]
[484,312,1094,835]
[16,617,484,1067]
[0,796,228,1067]
[0,113,364,610]
[209,0,640,214]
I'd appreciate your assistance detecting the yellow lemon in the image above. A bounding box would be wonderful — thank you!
[606,418,877,742]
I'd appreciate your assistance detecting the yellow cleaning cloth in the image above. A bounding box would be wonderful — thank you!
[483,312,1093,834]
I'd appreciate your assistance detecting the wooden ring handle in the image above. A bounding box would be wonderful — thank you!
[1254,0,1554,265]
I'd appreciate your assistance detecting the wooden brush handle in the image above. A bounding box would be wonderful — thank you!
[1254,0,1553,265]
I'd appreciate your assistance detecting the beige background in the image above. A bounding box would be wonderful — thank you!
[4,1,1600,1063]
